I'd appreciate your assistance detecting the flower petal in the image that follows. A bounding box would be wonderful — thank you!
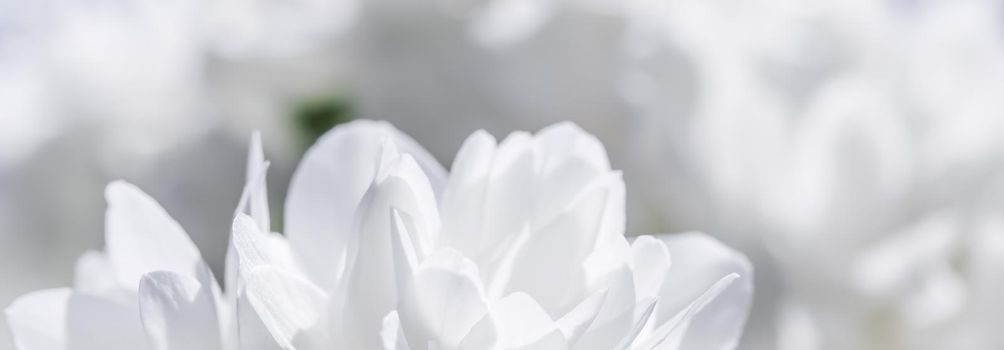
[242,265,330,349]
[237,130,271,233]
[285,119,445,290]
[138,268,223,350]
[556,289,607,344]
[380,311,412,350]
[340,142,441,348]
[236,289,282,350]
[500,174,618,314]
[649,232,753,350]
[629,236,671,302]
[105,181,203,289]
[637,274,740,350]
[5,288,71,350]
[440,130,498,258]
[397,248,489,349]
[459,292,568,350]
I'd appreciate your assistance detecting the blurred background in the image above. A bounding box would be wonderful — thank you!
[3,0,1004,349]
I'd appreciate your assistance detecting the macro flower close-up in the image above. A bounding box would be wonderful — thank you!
[6,121,752,349]
[4,0,1004,349]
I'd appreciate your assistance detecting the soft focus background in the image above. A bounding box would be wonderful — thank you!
[4,0,1004,349]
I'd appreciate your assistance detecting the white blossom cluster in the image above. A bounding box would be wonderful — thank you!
[4,0,1004,349]
[6,121,752,350]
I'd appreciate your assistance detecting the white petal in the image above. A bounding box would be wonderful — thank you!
[556,290,607,344]
[227,213,303,330]
[340,146,441,348]
[234,160,272,234]
[440,129,498,257]
[478,131,536,262]
[638,274,739,350]
[285,119,445,290]
[500,174,616,314]
[138,268,222,350]
[459,292,568,350]
[389,209,421,289]
[380,311,412,350]
[5,288,71,350]
[397,249,489,349]
[229,214,302,284]
[649,233,752,350]
[532,124,613,226]
[614,297,659,350]
[534,122,610,173]
[236,289,283,350]
[572,266,638,350]
[243,266,330,349]
[105,181,203,289]
[629,236,671,301]
[244,130,271,232]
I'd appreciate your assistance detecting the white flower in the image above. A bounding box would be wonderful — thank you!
[229,120,753,349]
[6,120,751,349]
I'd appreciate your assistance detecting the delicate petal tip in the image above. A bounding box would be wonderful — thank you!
[104,179,138,202]
[467,129,498,146]
[243,129,271,232]
[104,180,202,289]
[247,130,265,174]
[536,121,610,170]
[538,121,587,137]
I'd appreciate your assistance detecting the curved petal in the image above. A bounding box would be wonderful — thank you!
[533,123,612,225]
[556,290,607,344]
[501,174,621,314]
[229,214,302,287]
[396,249,489,349]
[242,266,330,349]
[340,142,441,349]
[138,268,223,350]
[572,265,638,350]
[105,181,203,289]
[284,119,445,290]
[637,274,740,350]
[235,290,282,350]
[629,236,671,301]
[650,232,753,350]
[459,292,568,350]
[234,130,271,233]
[440,129,498,257]
[5,288,71,350]
[380,311,412,350]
